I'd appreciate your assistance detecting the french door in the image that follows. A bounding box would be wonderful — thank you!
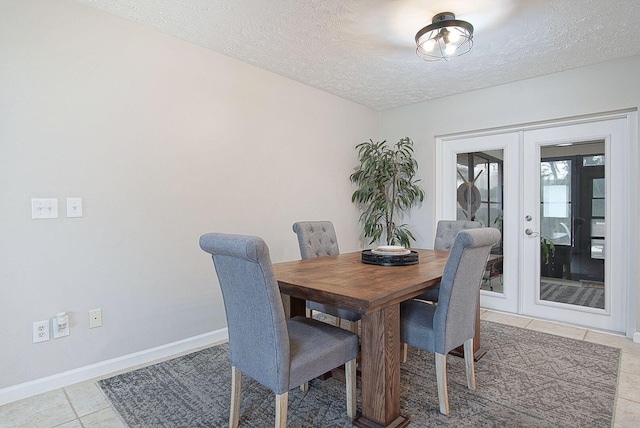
[436,113,637,334]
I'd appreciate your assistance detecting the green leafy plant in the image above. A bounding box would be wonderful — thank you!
[540,236,556,265]
[350,138,425,247]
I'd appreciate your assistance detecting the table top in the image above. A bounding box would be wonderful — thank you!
[273,249,450,315]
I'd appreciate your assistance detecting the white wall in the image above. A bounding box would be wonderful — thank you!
[0,0,378,391]
[379,55,640,329]
[4,0,639,401]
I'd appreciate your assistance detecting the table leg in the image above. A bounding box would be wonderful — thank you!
[282,294,306,319]
[354,304,410,428]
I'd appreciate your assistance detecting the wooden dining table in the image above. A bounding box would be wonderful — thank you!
[273,249,452,428]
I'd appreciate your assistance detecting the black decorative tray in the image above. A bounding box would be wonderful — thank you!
[361,250,419,266]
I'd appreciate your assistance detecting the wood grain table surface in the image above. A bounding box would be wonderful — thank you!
[274,249,450,428]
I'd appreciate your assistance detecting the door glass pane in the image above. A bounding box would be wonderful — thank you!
[539,141,605,310]
[583,155,605,166]
[592,199,605,217]
[540,160,572,245]
[591,219,605,237]
[456,151,504,294]
[591,175,605,259]
[593,178,605,197]
[591,239,605,259]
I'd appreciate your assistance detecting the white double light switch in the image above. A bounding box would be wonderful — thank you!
[31,198,58,219]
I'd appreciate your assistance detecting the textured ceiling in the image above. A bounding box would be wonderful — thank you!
[75,0,640,111]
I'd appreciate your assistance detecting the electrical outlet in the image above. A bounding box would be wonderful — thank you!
[33,320,50,343]
[89,309,102,328]
[52,312,70,339]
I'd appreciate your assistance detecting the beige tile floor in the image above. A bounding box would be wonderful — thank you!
[2,310,640,427]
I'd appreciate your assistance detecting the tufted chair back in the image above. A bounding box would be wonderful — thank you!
[199,233,290,392]
[434,220,482,251]
[292,221,361,326]
[199,232,360,426]
[412,220,483,305]
[292,221,339,259]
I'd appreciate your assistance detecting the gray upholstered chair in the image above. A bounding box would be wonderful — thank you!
[292,221,360,333]
[400,227,501,415]
[416,220,482,303]
[199,233,359,428]
[402,220,484,363]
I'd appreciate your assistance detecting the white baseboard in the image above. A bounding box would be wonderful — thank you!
[0,328,228,406]
[633,331,640,343]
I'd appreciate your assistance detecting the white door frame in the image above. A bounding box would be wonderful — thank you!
[522,118,627,332]
[435,110,638,337]
[435,131,520,313]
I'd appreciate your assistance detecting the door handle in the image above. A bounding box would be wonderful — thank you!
[525,229,540,237]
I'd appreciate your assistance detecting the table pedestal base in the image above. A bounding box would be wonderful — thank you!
[449,346,487,361]
[353,414,411,428]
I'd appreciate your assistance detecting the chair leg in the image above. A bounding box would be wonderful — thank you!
[300,382,308,392]
[275,392,288,428]
[306,308,312,318]
[345,358,357,418]
[463,338,476,390]
[229,366,242,428]
[401,343,408,363]
[435,353,449,415]
[336,317,342,328]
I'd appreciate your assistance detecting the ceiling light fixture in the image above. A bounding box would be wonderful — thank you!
[415,12,473,62]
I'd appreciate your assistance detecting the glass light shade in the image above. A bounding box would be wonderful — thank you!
[444,43,457,56]
[447,28,461,43]
[421,38,436,52]
[415,12,473,62]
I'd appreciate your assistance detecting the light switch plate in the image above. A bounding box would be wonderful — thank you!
[67,198,83,218]
[31,198,58,219]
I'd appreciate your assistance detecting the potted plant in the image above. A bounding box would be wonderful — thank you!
[350,137,425,248]
[540,236,556,266]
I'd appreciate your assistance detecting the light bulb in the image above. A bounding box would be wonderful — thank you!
[420,38,436,52]
[448,28,461,43]
[445,43,457,56]
[444,44,457,55]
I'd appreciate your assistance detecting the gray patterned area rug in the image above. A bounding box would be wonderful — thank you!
[98,321,620,427]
